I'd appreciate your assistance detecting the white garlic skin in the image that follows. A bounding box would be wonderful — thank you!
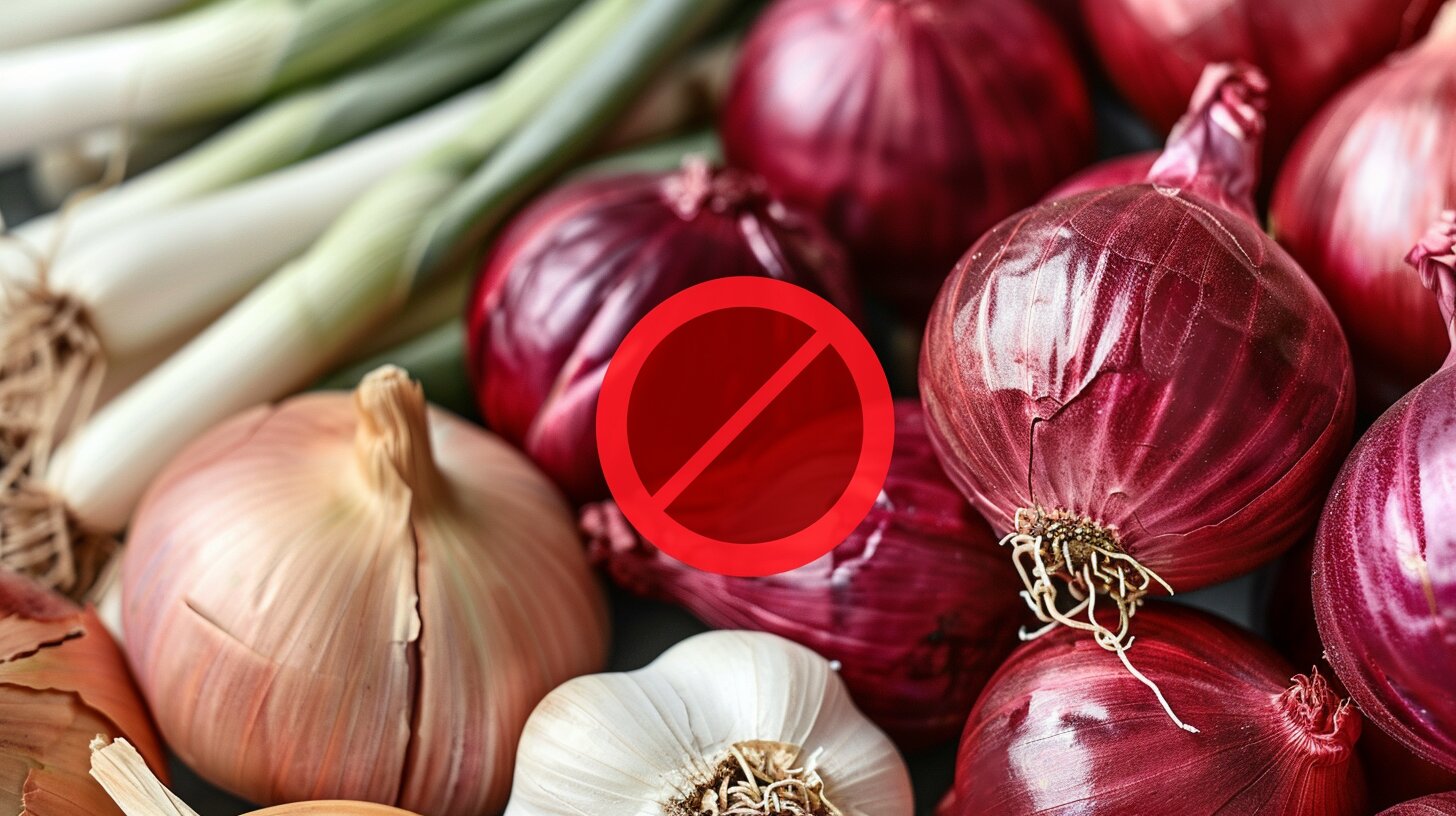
[505,630,914,815]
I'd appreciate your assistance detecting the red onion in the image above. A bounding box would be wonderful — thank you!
[1266,543,1456,809]
[1082,0,1438,171]
[721,0,1093,317]
[1383,794,1456,815]
[1271,7,1456,410]
[1314,213,1456,774]
[465,159,856,503]
[920,64,1354,727]
[582,399,1022,749]
[949,604,1367,815]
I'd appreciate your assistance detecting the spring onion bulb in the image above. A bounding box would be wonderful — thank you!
[2,0,573,282]
[0,0,495,162]
[91,737,423,816]
[0,84,491,491]
[1,0,731,595]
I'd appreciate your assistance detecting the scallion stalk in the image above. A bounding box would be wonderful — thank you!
[0,0,207,51]
[24,0,728,574]
[4,0,572,280]
[0,0,493,162]
[319,321,474,417]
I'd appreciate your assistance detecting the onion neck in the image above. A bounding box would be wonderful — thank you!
[1406,211,1456,368]
[661,156,767,220]
[1146,63,1267,222]
[1277,670,1360,766]
[354,366,445,505]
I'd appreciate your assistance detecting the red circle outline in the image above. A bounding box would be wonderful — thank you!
[597,277,894,577]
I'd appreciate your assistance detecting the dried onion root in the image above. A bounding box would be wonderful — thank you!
[1001,506,1193,731]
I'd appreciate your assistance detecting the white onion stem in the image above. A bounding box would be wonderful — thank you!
[2,0,566,281]
[0,0,202,52]
[0,0,485,162]
[54,85,491,362]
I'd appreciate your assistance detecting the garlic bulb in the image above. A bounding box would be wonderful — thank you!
[505,630,914,815]
[0,568,166,816]
[90,737,420,816]
[121,366,608,815]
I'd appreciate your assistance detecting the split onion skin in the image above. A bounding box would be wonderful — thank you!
[1271,11,1456,410]
[722,0,1093,318]
[121,370,608,814]
[921,64,1354,594]
[583,399,1023,750]
[466,161,856,504]
[1313,216,1456,775]
[951,604,1367,816]
[0,569,167,816]
[1382,794,1456,815]
[1081,0,1438,171]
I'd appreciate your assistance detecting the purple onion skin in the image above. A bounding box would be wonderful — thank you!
[1043,151,1157,202]
[1271,14,1456,411]
[1314,356,1456,772]
[722,0,1093,319]
[1382,794,1456,816]
[920,181,1353,591]
[585,400,1023,750]
[951,604,1367,815]
[465,163,857,503]
[1082,0,1437,173]
[921,64,1353,593]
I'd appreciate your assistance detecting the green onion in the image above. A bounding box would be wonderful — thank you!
[5,0,573,279]
[0,0,495,162]
[5,0,731,595]
[0,0,207,50]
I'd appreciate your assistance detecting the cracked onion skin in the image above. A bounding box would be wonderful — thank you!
[466,161,857,504]
[951,604,1367,816]
[1313,216,1456,775]
[920,64,1354,596]
[1081,0,1437,173]
[721,0,1093,318]
[583,399,1022,750]
[121,369,608,815]
[0,569,167,816]
[1271,9,1456,410]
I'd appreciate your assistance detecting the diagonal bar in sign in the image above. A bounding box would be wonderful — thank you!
[650,331,830,510]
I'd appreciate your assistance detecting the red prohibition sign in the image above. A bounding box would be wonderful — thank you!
[597,276,894,577]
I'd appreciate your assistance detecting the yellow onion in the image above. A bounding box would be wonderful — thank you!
[120,366,608,815]
[0,568,166,816]
[90,737,421,816]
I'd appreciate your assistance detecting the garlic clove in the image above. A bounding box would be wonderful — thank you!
[506,630,912,816]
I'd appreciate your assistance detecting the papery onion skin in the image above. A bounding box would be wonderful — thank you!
[122,369,608,815]
[1314,215,1456,774]
[721,0,1093,317]
[0,569,167,816]
[950,604,1367,815]
[583,399,1022,750]
[920,64,1353,597]
[1381,793,1456,815]
[1081,0,1437,171]
[466,160,856,503]
[1271,10,1456,410]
